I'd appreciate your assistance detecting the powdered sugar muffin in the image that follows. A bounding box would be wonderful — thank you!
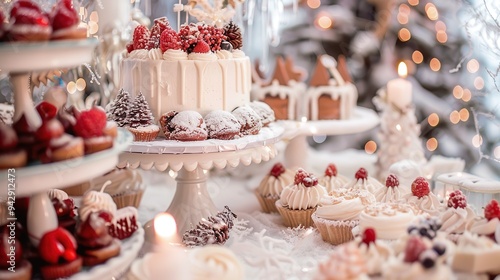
[248,101,275,126]
[314,242,369,280]
[204,110,241,140]
[161,110,208,141]
[318,163,349,193]
[255,162,294,213]
[276,169,326,228]
[313,188,375,245]
[439,190,475,236]
[231,106,262,136]
[344,168,384,194]
[359,202,415,240]
[403,177,442,216]
[374,174,409,202]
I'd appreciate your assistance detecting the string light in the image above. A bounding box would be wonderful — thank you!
[435,21,446,32]
[472,134,483,148]
[89,21,99,34]
[397,13,409,25]
[315,14,332,29]
[459,108,469,122]
[412,50,423,64]
[425,3,439,20]
[462,89,472,102]
[436,30,447,43]
[89,11,99,22]
[453,85,464,99]
[76,78,87,91]
[399,4,411,15]
[450,111,460,124]
[426,138,438,151]
[398,28,411,42]
[307,0,321,9]
[428,113,439,127]
[365,140,377,154]
[408,0,419,6]
[494,146,500,159]
[430,58,441,71]
[467,59,480,73]
[67,81,76,94]
[474,77,484,90]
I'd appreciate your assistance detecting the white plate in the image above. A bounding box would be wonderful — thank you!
[0,129,133,197]
[70,225,145,280]
[278,106,380,138]
[0,38,97,73]
[126,124,284,155]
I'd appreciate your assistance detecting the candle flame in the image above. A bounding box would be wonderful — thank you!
[154,213,177,239]
[397,62,408,78]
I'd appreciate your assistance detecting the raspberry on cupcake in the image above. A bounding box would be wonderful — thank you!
[439,190,475,235]
[403,177,442,216]
[254,162,294,213]
[344,167,384,194]
[373,174,409,203]
[318,163,349,193]
[468,199,500,237]
[73,106,114,154]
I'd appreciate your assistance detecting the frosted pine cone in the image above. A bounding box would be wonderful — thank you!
[224,21,242,50]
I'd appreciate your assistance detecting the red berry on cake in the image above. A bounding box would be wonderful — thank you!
[192,39,210,53]
[385,174,399,188]
[126,42,135,53]
[270,163,286,178]
[35,118,64,142]
[0,123,18,152]
[447,190,467,209]
[324,163,338,177]
[294,168,308,185]
[9,0,51,41]
[50,0,79,32]
[485,199,500,221]
[361,228,376,245]
[354,167,368,181]
[149,17,171,49]
[132,25,151,50]
[411,177,430,198]
[403,236,427,263]
[294,168,318,187]
[36,101,58,121]
[39,227,78,264]
[73,107,107,138]
[160,28,181,52]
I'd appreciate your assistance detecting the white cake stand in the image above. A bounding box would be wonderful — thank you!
[118,125,284,235]
[277,107,380,169]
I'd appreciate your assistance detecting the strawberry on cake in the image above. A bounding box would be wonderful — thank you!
[468,199,500,237]
[49,0,87,40]
[7,0,51,41]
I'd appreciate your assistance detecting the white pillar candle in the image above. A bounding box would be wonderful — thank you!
[96,0,131,34]
[154,212,180,250]
[387,62,412,109]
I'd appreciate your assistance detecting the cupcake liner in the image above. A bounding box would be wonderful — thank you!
[312,214,357,245]
[111,189,145,209]
[128,127,159,142]
[40,257,82,280]
[254,189,279,213]
[275,201,316,228]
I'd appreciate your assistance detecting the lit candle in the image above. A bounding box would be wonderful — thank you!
[153,213,180,251]
[387,62,412,109]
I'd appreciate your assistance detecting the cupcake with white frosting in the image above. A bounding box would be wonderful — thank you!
[188,245,244,280]
[78,180,117,222]
[276,168,326,228]
[314,242,369,280]
[318,163,349,193]
[254,162,294,213]
[344,168,384,194]
[403,177,442,216]
[374,174,409,203]
[313,188,375,245]
[468,199,500,237]
[439,190,475,236]
[359,202,415,240]
[355,228,393,277]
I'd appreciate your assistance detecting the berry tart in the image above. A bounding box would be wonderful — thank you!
[73,107,114,154]
[49,0,87,40]
[275,168,326,228]
[318,163,349,193]
[403,177,442,216]
[160,110,208,141]
[254,162,294,213]
[7,0,51,42]
[0,122,27,169]
[344,167,384,194]
[38,227,82,279]
[0,225,32,280]
[373,174,409,203]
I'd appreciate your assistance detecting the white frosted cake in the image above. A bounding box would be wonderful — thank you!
[120,19,252,121]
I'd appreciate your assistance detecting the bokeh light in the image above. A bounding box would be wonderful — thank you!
[467,59,480,73]
[462,89,472,102]
[472,134,483,148]
[408,0,419,6]
[453,85,464,99]
[365,140,377,154]
[398,28,411,42]
[316,15,332,29]
[412,50,423,64]
[425,3,439,20]
[474,77,484,90]
[430,58,441,71]
[307,0,321,9]
[436,30,447,43]
[426,138,438,151]
[428,113,439,127]
[66,81,76,94]
[494,146,500,159]
[76,78,86,91]
[459,108,469,122]
[450,110,460,124]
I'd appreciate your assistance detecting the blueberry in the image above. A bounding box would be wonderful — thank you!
[220,41,233,51]
[432,242,446,256]
[419,249,438,269]
[419,227,428,237]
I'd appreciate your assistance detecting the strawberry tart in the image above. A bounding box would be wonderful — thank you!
[120,18,251,122]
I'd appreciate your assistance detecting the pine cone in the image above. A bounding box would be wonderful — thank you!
[182,206,235,247]
[224,21,242,50]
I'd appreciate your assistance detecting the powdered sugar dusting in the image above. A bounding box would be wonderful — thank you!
[205,110,241,139]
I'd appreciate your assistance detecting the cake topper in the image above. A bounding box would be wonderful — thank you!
[174,0,244,29]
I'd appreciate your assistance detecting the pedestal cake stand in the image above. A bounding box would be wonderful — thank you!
[118,125,284,235]
[0,39,142,279]
[278,106,380,169]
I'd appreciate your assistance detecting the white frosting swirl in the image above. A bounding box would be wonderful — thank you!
[468,217,499,235]
[456,231,496,251]
[47,189,69,201]
[374,185,409,203]
[148,48,163,60]
[128,49,149,59]
[319,174,349,193]
[440,206,475,234]
[129,249,189,280]
[232,49,245,58]
[163,49,188,61]
[256,169,294,198]
[357,240,393,276]
[216,50,233,60]
[344,177,384,194]
[79,190,117,222]
[315,189,375,221]
[188,245,244,280]
[188,52,217,61]
[404,192,442,216]
[359,203,415,240]
[279,183,326,210]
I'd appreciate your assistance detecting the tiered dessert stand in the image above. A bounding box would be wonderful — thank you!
[118,125,284,235]
[0,39,142,279]
[279,106,380,169]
